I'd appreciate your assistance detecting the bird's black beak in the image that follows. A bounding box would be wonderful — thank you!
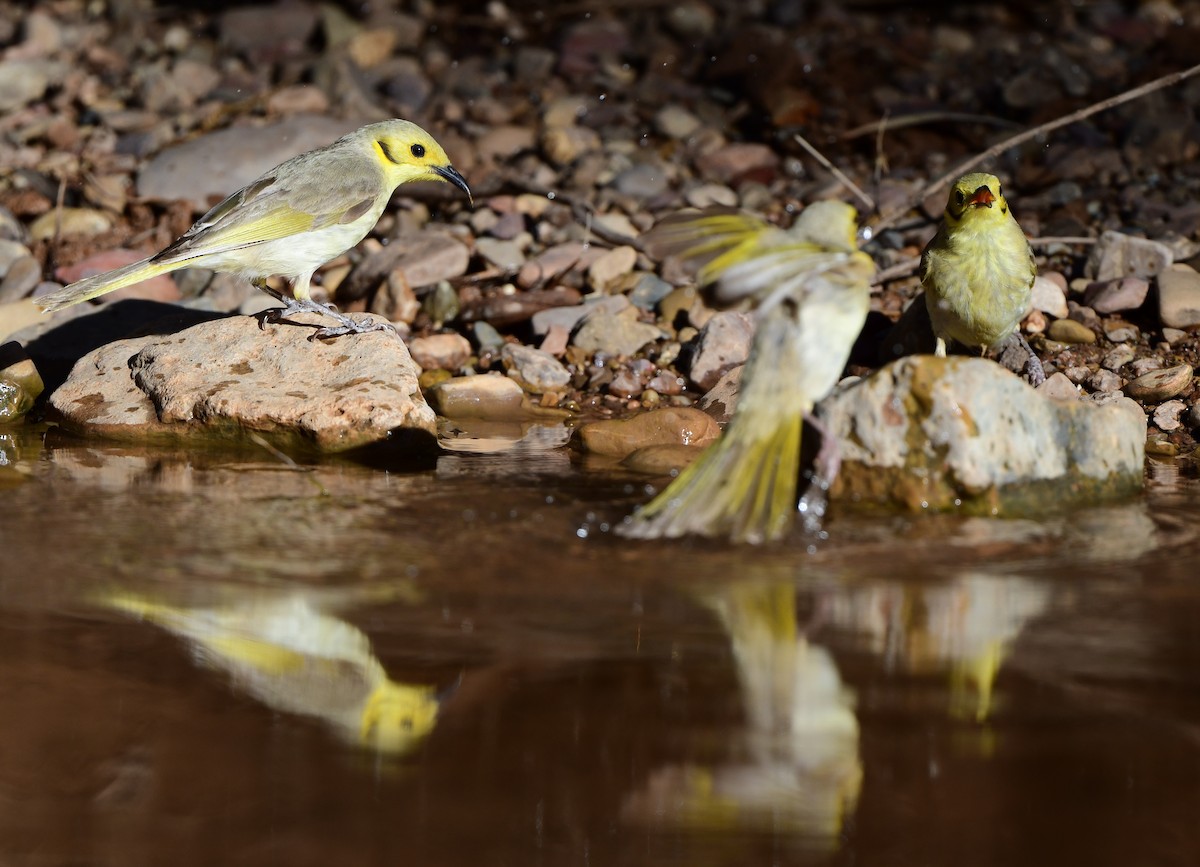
[434,164,472,203]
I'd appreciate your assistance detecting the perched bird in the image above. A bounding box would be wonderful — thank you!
[101,591,441,755]
[620,201,875,544]
[37,119,471,340]
[920,172,1044,384]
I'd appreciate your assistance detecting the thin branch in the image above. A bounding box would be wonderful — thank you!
[870,258,921,286]
[843,111,1020,140]
[792,132,876,213]
[874,60,1200,232]
[1028,236,1097,247]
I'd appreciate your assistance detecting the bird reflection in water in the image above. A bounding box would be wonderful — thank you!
[622,581,862,849]
[100,589,440,755]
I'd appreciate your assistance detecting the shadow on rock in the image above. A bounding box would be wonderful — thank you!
[21,301,232,393]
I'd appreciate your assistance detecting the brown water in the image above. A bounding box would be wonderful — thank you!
[2,420,1200,866]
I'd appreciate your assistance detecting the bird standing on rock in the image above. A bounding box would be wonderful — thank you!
[36,119,471,341]
[621,200,875,545]
[920,172,1044,384]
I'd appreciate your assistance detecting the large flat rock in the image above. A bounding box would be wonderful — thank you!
[49,313,436,452]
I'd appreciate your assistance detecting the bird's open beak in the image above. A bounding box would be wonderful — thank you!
[434,164,472,203]
[968,185,995,208]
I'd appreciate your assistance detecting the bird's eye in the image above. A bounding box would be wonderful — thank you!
[410,143,426,159]
[954,191,965,205]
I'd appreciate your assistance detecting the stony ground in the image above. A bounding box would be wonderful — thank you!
[2,0,1200,459]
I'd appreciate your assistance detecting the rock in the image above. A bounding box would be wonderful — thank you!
[475,237,526,271]
[0,255,41,303]
[571,305,666,357]
[576,407,720,458]
[370,269,420,323]
[517,242,592,289]
[49,313,434,452]
[407,333,472,371]
[1036,372,1078,401]
[461,287,583,328]
[697,365,744,423]
[1102,344,1135,371]
[266,85,330,116]
[0,347,44,423]
[1083,276,1149,314]
[541,126,601,166]
[1157,264,1200,328]
[471,321,505,353]
[653,105,701,139]
[1129,358,1163,378]
[1153,399,1186,432]
[343,230,470,302]
[531,295,630,340]
[501,344,571,393]
[695,143,779,185]
[0,298,49,344]
[0,59,60,112]
[1123,363,1193,402]
[1091,230,1173,281]
[820,356,1145,513]
[1046,318,1096,344]
[55,249,181,305]
[685,183,739,209]
[688,311,754,391]
[426,373,534,420]
[613,164,669,200]
[628,274,674,311]
[138,115,357,211]
[587,245,638,291]
[0,239,32,277]
[1087,369,1123,393]
[1163,327,1188,345]
[476,125,537,162]
[622,443,703,474]
[1102,320,1139,343]
[218,1,318,57]
[29,208,112,241]
[1030,275,1069,318]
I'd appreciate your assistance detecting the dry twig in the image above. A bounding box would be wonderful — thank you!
[874,60,1200,232]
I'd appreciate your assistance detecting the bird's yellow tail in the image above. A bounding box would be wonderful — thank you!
[36,256,175,312]
[623,409,803,544]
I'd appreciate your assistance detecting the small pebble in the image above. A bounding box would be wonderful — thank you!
[1087,369,1123,393]
[1123,363,1193,402]
[1153,399,1187,431]
[1047,318,1096,344]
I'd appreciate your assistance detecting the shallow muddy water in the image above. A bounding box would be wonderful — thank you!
[2,421,1200,866]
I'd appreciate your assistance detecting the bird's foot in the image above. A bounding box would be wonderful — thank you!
[258,297,395,341]
[798,411,840,536]
[1015,332,1046,386]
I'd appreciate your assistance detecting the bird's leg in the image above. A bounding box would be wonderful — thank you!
[254,275,395,341]
[798,411,840,534]
[1014,331,1046,386]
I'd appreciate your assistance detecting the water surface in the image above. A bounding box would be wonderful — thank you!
[2,422,1199,866]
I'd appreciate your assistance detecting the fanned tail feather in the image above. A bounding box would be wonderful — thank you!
[622,406,803,544]
[35,257,174,312]
[622,306,810,544]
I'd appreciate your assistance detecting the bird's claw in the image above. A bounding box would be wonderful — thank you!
[259,298,396,341]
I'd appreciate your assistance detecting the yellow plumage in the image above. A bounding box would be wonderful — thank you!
[920,172,1043,383]
[37,119,470,340]
[621,201,875,544]
[102,591,439,755]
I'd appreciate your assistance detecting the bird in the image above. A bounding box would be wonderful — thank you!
[620,200,875,544]
[36,119,471,341]
[101,591,441,755]
[920,172,1044,384]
